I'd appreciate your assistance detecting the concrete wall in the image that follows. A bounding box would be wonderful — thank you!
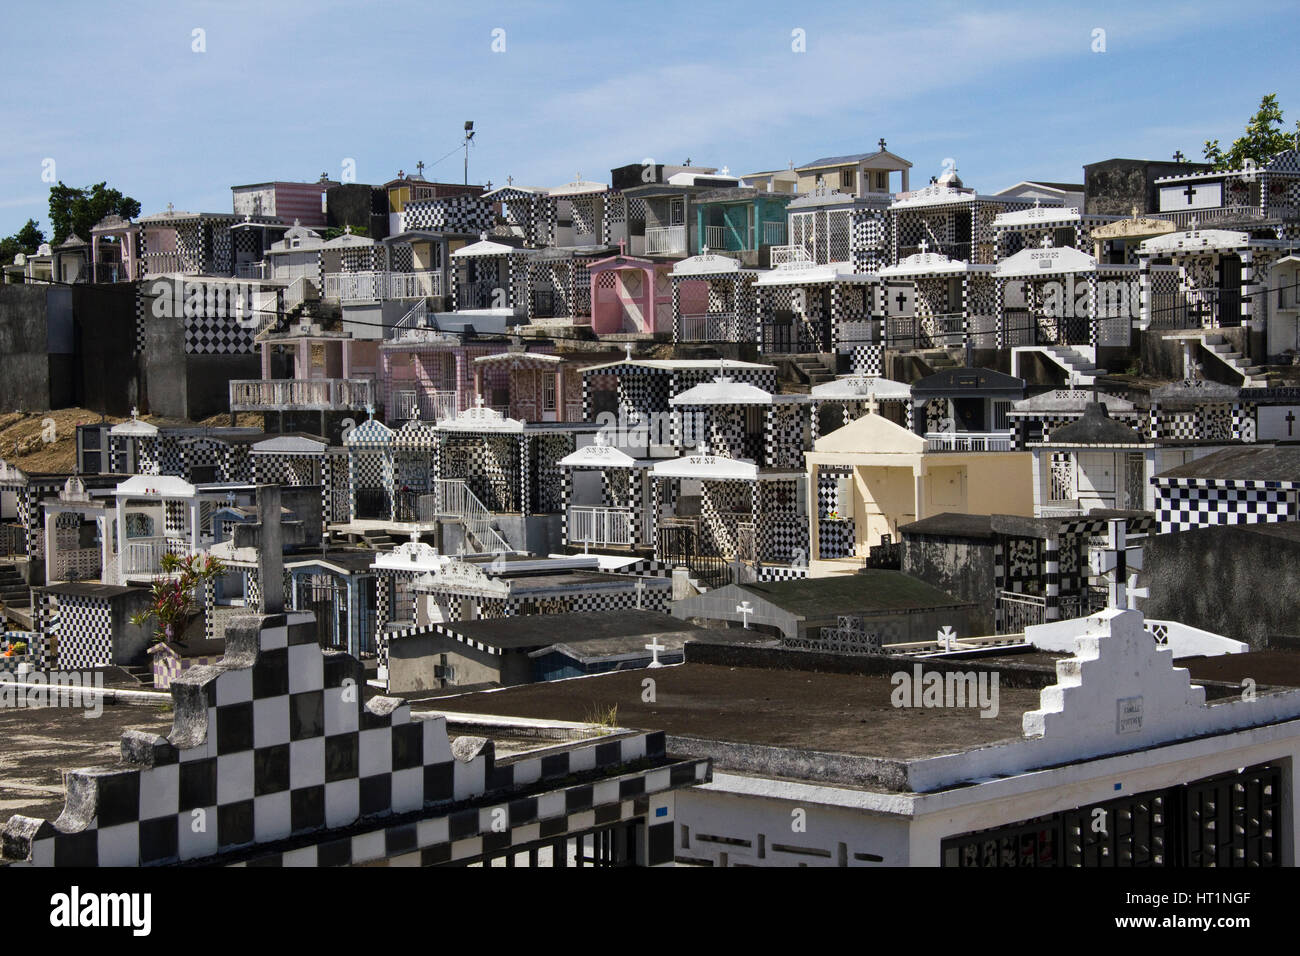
[110,589,161,666]
[1141,526,1300,647]
[139,285,188,419]
[902,535,996,634]
[185,354,261,421]
[281,485,323,546]
[75,283,141,416]
[675,783,913,867]
[387,632,533,692]
[0,284,54,411]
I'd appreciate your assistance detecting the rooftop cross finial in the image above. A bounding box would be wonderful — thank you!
[1173,150,1185,163]
[416,160,425,176]
[1132,205,1140,219]
[1040,234,1053,248]
[479,231,488,242]
[364,403,375,420]
[507,174,513,186]
[130,406,139,421]
[685,157,692,166]
[864,392,880,416]
[166,202,174,214]
[918,238,929,255]
[625,342,633,362]
[878,137,887,151]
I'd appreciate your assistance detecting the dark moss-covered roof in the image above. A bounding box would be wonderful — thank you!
[911,366,1025,398]
[1155,444,1300,483]
[1046,401,1146,446]
[737,570,968,618]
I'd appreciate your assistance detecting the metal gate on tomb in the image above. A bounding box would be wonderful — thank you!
[941,762,1282,867]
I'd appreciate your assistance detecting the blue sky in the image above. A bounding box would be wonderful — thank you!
[2,0,1298,237]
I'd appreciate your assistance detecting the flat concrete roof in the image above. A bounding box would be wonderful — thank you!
[430,662,1038,764]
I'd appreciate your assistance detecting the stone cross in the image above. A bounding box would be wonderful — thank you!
[645,636,666,667]
[938,625,956,651]
[736,600,753,629]
[864,393,880,416]
[1090,518,1147,610]
[918,238,929,255]
[130,406,139,421]
[1040,234,1053,248]
[507,175,513,186]
[416,161,425,176]
[879,138,887,151]
[231,485,285,614]
[635,576,645,609]
[625,342,634,361]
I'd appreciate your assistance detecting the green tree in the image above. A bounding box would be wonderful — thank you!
[0,218,46,263]
[1202,94,1300,171]
[47,181,141,245]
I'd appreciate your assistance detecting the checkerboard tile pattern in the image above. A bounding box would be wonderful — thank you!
[51,594,115,670]
[2,612,708,867]
[1154,478,1300,534]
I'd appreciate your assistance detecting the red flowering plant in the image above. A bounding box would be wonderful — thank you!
[130,552,226,648]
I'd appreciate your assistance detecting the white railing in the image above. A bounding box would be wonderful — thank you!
[235,260,269,280]
[924,430,1014,452]
[1160,205,1300,227]
[998,590,1045,633]
[770,245,815,268]
[704,225,741,253]
[324,270,441,302]
[229,378,374,410]
[1037,503,1085,518]
[762,221,787,245]
[424,479,511,552]
[679,312,735,342]
[122,536,192,576]
[393,389,459,421]
[644,225,687,255]
[283,276,309,314]
[141,252,184,276]
[568,506,635,548]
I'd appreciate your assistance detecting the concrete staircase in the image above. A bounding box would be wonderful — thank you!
[1199,334,1270,387]
[907,350,961,377]
[122,663,155,688]
[1013,345,1104,386]
[0,563,30,626]
[361,530,397,552]
[791,355,836,386]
